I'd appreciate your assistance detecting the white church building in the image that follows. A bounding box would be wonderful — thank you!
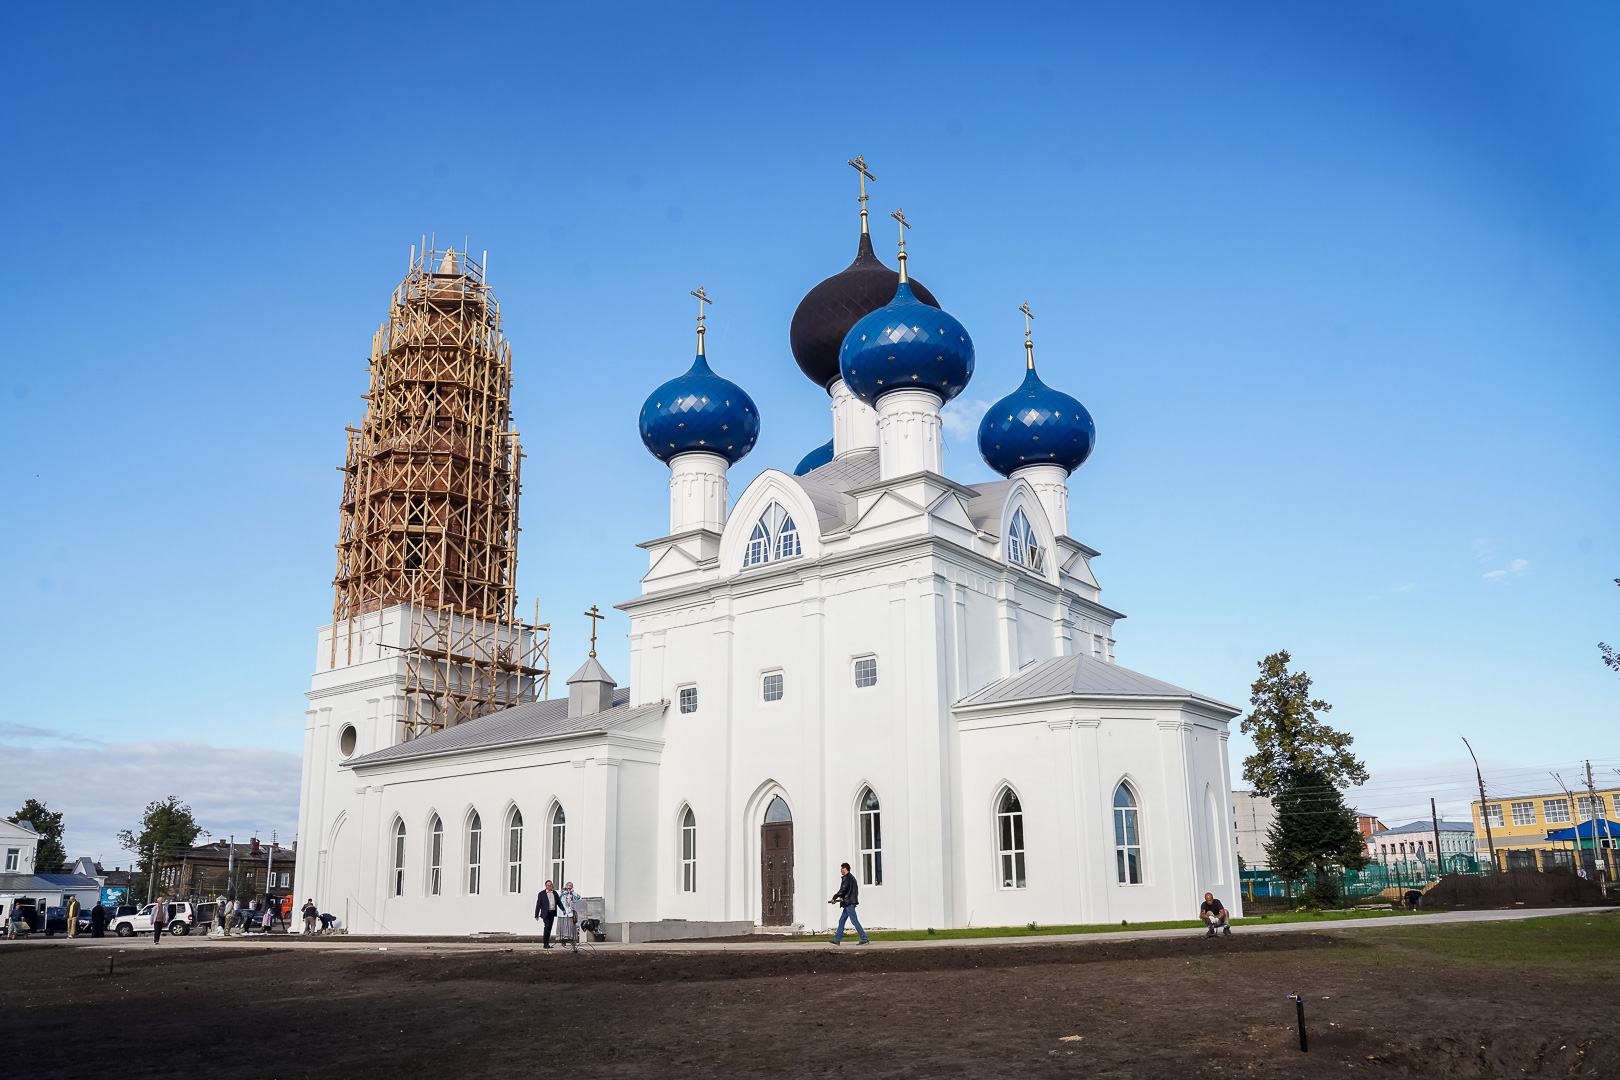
[294,199,1242,937]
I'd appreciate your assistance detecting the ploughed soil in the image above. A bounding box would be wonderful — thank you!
[1424,869,1607,910]
[2,923,1616,1079]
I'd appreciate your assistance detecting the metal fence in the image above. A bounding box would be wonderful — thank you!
[1241,854,1491,903]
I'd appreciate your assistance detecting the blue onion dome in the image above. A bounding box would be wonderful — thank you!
[790,229,939,392]
[977,348,1096,477]
[793,438,834,476]
[839,267,974,406]
[639,345,760,466]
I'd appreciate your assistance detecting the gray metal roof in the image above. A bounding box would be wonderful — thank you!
[346,688,667,768]
[0,873,101,893]
[1373,820,1476,836]
[962,480,1013,533]
[955,652,1238,713]
[799,448,880,492]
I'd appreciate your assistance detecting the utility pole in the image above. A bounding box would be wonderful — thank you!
[1430,798,1444,878]
[1553,774,1585,877]
[1586,761,1610,899]
[1462,737,1497,871]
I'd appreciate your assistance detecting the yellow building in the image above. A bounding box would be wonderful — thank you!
[1471,786,1620,871]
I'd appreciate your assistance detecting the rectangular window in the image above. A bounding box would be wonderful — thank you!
[1577,796,1597,821]
[853,658,877,688]
[1483,804,1504,828]
[1543,798,1571,824]
[4,849,16,872]
[1510,801,1536,827]
[762,673,783,702]
[280,873,289,888]
[679,686,698,714]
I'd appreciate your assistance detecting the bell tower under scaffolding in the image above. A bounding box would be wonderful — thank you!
[329,245,549,741]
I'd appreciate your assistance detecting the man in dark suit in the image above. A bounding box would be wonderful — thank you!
[534,880,562,949]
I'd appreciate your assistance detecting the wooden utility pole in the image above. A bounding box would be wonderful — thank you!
[1462,737,1497,870]
[1430,798,1444,877]
[1586,761,1610,898]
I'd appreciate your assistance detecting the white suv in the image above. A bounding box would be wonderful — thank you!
[110,902,198,937]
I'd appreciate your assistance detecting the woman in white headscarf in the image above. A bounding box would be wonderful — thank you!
[557,882,581,949]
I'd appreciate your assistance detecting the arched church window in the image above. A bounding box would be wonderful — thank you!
[996,788,1026,889]
[764,795,792,823]
[680,808,697,893]
[467,812,483,895]
[549,805,566,889]
[858,787,883,886]
[392,820,406,898]
[1006,508,1043,571]
[506,808,524,894]
[743,502,803,568]
[1114,784,1142,884]
[428,815,443,896]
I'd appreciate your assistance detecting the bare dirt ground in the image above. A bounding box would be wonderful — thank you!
[3,915,1616,1079]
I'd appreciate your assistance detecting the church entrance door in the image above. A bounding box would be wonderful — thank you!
[761,795,794,926]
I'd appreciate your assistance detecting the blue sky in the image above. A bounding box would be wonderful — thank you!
[3,2,1617,861]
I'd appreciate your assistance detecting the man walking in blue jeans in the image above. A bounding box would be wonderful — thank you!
[828,862,868,945]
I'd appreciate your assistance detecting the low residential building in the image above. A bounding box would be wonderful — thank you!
[1231,791,1276,870]
[1367,820,1479,871]
[1,818,40,876]
[159,839,299,902]
[1472,786,1620,870]
[1355,814,1387,841]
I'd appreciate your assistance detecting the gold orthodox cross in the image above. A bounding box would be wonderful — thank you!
[1020,303,1036,368]
[584,604,604,658]
[891,207,910,252]
[847,156,874,208]
[690,286,711,328]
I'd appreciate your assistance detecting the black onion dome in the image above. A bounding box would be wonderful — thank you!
[790,231,938,392]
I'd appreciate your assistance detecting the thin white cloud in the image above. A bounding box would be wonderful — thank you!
[1391,583,1418,593]
[1483,558,1529,582]
[0,739,301,867]
[940,397,991,441]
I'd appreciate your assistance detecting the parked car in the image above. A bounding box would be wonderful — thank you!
[109,902,199,937]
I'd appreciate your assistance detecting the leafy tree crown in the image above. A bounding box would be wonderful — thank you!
[8,799,66,872]
[1240,650,1368,793]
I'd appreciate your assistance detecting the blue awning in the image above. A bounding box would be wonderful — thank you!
[1543,819,1620,842]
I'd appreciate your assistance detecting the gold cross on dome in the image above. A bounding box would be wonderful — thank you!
[848,156,874,207]
[584,604,604,658]
[891,207,910,251]
[1020,302,1034,338]
[690,286,711,328]
[1020,303,1036,368]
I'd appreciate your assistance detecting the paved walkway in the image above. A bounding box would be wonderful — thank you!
[9,906,1610,955]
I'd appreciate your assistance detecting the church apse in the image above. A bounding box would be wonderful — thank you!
[329,245,549,739]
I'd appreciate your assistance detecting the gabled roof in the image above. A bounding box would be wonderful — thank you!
[955,652,1238,713]
[345,688,667,768]
[962,480,1013,533]
[798,448,880,492]
[0,873,100,892]
[1372,820,1476,836]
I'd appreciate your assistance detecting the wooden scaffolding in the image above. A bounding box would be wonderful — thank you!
[331,245,549,739]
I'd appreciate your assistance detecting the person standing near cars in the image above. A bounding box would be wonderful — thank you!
[151,896,168,944]
[534,880,562,948]
[64,895,80,938]
[828,862,869,945]
[90,900,107,938]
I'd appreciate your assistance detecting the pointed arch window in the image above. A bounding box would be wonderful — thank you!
[858,787,883,886]
[549,805,567,888]
[1114,784,1142,884]
[743,502,803,568]
[1006,508,1043,571]
[996,788,1026,889]
[680,808,697,893]
[467,812,483,895]
[391,820,406,897]
[506,808,524,894]
[428,815,443,896]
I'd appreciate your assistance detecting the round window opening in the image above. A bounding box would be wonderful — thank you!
[339,724,357,757]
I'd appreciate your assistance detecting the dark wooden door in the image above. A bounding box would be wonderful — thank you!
[761,822,794,926]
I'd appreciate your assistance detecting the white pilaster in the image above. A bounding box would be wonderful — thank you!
[875,389,944,480]
[830,378,879,458]
[1012,463,1071,538]
[668,452,729,534]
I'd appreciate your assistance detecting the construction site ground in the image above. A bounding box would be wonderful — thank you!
[2,907,1615,1078]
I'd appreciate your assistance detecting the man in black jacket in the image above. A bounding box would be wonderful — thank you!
[828,862,868,945]
[534,880,562,948]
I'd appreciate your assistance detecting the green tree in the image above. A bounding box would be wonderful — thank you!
[116,796,204,901]
[1600,578,1619,675]
[1263,767,1371,906]
[1240,650,1368,793]
[1241,652,1370,904]
[7,799,66,872]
